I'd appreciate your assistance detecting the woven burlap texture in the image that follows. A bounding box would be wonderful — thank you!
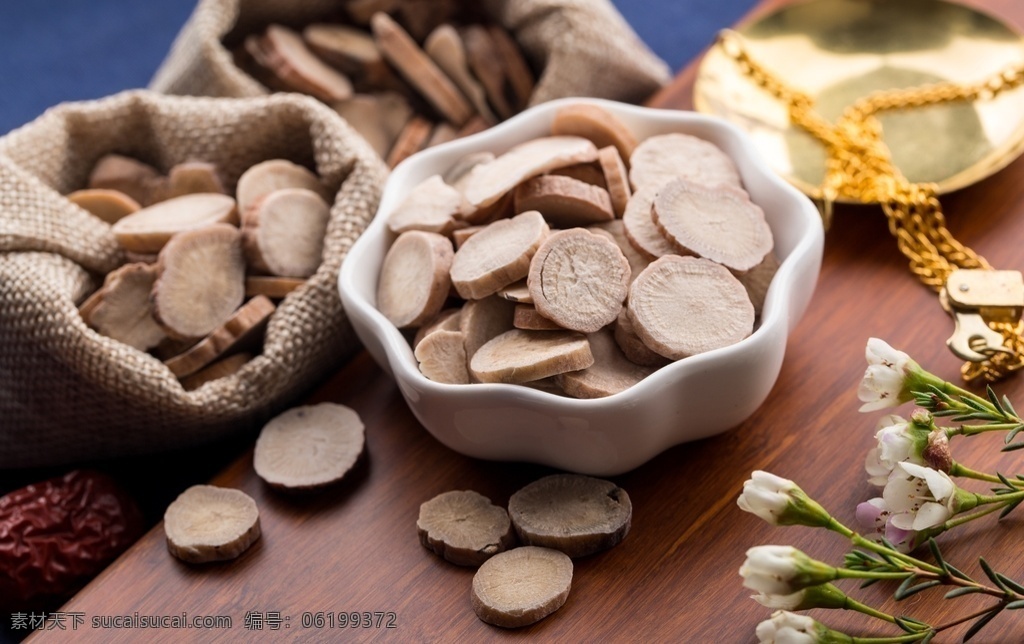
[151,0,670,106]
[0,90,387,468]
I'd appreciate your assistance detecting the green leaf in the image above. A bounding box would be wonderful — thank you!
[1005,426,1024,444]
[1000,441,1024,452]
[986,386,1005,415]
[998,499,1021,519]
[963,606,1002,642]
[895,579,941,600]
[997,471,1015,488]
[1003,395,1020,419]
[944,561,973,582]
[1007,599,1024,610]
[979,558,1009,593]
[927,538,949,575]
[894,616,922,633]
[996,573,1024,596]
[945,586,985,599]
[920,632,936,644]
[860,578,880,589]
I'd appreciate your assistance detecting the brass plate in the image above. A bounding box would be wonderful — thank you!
[694,0,1024,200]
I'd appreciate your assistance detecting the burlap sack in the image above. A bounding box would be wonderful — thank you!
[151,0,670,107]
[0,90,387,468]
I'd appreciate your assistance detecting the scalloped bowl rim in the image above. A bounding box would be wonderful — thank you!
[339,97,823,466]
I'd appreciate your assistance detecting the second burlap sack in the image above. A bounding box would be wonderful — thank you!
[151,0,670,106]
[0,90,387,468]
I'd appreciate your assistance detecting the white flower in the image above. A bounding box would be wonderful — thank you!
[753,589,806,611]
[740,546,837,595]
[738,472,797,525]
[864,415,921,486]
[755,611,821,644]
[883,462,956,531]
[855,497,916,552]
[741,546,803,595]
[858,338,915,411]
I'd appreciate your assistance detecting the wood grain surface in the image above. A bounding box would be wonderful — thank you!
[33,1,1024,641]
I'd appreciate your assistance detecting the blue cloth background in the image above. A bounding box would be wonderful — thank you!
[0,0,755,136]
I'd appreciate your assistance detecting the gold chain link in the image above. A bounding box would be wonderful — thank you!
[719,31,1024,382]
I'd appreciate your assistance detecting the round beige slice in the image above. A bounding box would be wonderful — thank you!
[460,136,599,210]
[303,23,384,78]
[460,296,516,376]
[153,223,246,340]
[424,24,498,125]
[87,154,164,206]
[588,220,651,284]
[450,211,548,300]
[163,295,275,378]
[597,146,631,217]
[111,193,238,253]
[444,151,496,189]
[508,474,631,558]
[414,329,469,384]
[652,178,773,272]
[629,132,742,192]
[738,252,781,317]
[371,12,473,126]
[613,308,670,368]
[67,189,141,224]
[628,255,754,359]
[254,403,366,490]
[245,276,306,300]
[83,262,166,351]
[513,175,614,228]
[242,188,331,278]
[471,547,573,628]
[413,307,463,349]
[418,490,515,567]
[622,185,676,260]
[256,25,353,103]
[551,104,639,163]
[164,485,260,564]
[513,305,563,331]
[556,327,654,398]
[469,329,593,384]
[528,229,629,333]
[162,161,227,199]
[377,230,454,328]
[236,159,330,215]
[497,279,532,304]
[387,175,468,235]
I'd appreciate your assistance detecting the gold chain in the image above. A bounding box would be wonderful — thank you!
[719,31,1024,383]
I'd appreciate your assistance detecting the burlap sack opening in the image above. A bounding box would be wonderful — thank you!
[151,0,670,107]
[0,90,387,468]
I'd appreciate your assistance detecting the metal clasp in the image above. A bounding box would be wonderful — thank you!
[941,270,1024,362]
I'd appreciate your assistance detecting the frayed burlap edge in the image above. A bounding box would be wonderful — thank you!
[150,0,670,106]
[0,90,387,468]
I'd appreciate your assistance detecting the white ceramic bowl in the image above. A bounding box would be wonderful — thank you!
[339,97,823,475]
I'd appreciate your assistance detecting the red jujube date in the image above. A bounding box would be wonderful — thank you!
[0,470,144,611]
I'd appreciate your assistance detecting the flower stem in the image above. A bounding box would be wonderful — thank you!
[836,569,914,581]
[844,596,899,624]
[931,604,1004,632]
[849,535,944,575]
[944,501,1009,530]
[948,422,1024,437]
[973,488,1024,506]
[850,634,930,644]
[948,462,1022,486]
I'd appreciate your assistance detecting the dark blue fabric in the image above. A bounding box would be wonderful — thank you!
[0,0,755,135]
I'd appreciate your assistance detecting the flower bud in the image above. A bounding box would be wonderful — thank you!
[737,472,832,528]
[740,546,838,595]
[755,611,853,644]
[923,429,952,473]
